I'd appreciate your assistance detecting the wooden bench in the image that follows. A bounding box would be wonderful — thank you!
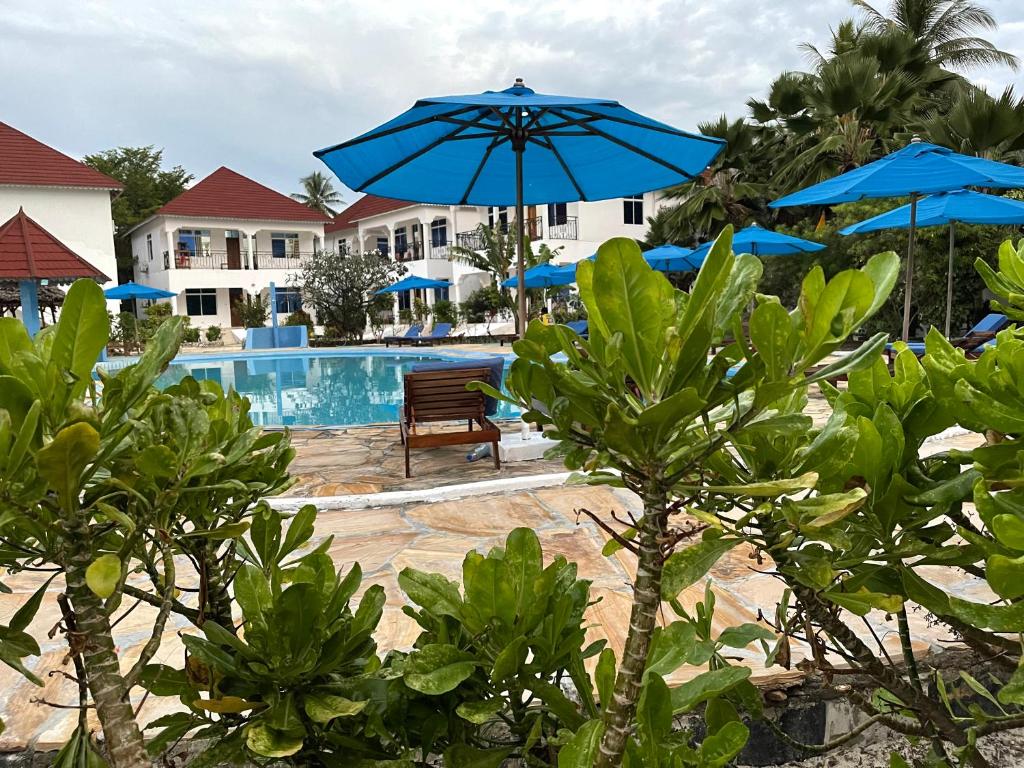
[399,367,501,478]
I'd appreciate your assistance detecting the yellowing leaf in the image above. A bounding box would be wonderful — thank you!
[193,696,261,714]
[85,554,121,599]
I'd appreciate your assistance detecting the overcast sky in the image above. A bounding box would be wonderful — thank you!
[3,0,1023,204]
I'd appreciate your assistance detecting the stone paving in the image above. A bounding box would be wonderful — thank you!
[0,378,995,750]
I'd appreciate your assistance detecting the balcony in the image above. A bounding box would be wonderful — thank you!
[455,217,543,251]
[164,249,314,270]
[456,230,486,251]
[546,216,578,241]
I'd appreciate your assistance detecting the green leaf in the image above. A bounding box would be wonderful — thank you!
[139,664,194,697]
[795,489,868,529]
[661,535,739,601]
[701,472,818,497]
[998,655,1024,705]
[804,332,889,383]
[823,588,903,616]
[698,720,749,768]
[749,299,794,380]
[490,636,528,683]
[992,514,1024,551]
[36,422,100,506]
[136,445,178,479]
[503,527,542,619]
[670,666,751,713]
[85,554,121,599]
[0,318,31,371]
[704,698,740,735]
[557,719,604,768]
[49,280,109,399]
[717,623,776,649]
[303,693,367,723]
[455,698,504,724]
[10,578,52,633]
[986,554,1024,599]
[645,621,697,678]
[403,644,476,695]
[595,648,616,711]
[280,504,316,558]
[244,723,303,758]
[443,744,511,768]
[398,567,463,620]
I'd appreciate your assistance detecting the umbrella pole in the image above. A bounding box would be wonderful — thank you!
[514,145,526,338]
[945,222,955,338]
[901,193,919,342]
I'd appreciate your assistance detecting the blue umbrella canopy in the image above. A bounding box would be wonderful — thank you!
[375,275,451,294]
[689,225,825,259]
[103,281,176,300]
[839,190,1024,335]
[770,140,1024,339]
[643,244,703,272]
[501,262,575,289]
[314,78,725,333]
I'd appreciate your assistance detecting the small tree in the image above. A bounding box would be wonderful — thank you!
[296,250,404,341]
[235,293,269,328]
[432,299,459,326]
[484,230,898,766]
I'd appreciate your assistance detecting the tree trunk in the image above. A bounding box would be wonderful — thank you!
[62,518,150,768]
[596,489,667,767]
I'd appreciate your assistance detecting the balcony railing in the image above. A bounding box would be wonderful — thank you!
[546,216,578,241]
[396,243,426,262]
[456,217,543,251]
[456,230,486,251]
[165,249,314,270]
[429,243,450,259]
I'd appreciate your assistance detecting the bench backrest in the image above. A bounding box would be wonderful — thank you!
[403,367,491,424]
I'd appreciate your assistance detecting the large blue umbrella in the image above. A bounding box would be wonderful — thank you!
[643,244,704,272]
[375,275,451,294]
[103,281,176,301]
[688,225,825,260]
[771,139,1024,339]
[500,262,575,289]
[314,78,725,333]
[840,190,1024,336]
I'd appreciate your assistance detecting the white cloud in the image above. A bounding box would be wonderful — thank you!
[1,0,1021,200]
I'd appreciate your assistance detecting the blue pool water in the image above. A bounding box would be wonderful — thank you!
[126,350,519,428]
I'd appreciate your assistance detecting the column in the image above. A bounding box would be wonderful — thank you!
[165,228,176,270]
[19,280,40,337]
[356,225,364,255]
[245,230,256,270]
[420,219,432,259]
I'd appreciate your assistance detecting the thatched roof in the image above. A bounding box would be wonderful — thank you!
[0,282,66,308]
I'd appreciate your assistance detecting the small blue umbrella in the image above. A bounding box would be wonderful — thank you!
[770,139,1024,339]
[103,281,176,300]
[840,190,1024,335]
[501,262,575,289]
[643,244,704,272]
[375,275,451,294]
[688,225,825,260]
[314,78,725,333]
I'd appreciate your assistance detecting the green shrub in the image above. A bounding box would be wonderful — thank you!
[412,297,430,323]
[431,299,458,326]
[205,325,221,342]
[460,285,502,323]
[183,326,200,343]
[398,308,413,325]
[284,308,315,334]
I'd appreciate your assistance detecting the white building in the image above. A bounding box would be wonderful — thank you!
[129,167,328,328]
[0,120,121,314]
[324,190,672,311]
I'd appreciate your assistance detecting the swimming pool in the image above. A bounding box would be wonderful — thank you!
[100,350,520,428]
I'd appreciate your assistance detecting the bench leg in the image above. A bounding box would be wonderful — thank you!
[492,440,500,470]
[405,442,411,478]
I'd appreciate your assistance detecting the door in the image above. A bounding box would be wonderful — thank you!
[527,205,539,239]
[226,237,241,269]
[229,288,243,326]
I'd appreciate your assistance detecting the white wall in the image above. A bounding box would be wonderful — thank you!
[0,185,119,313]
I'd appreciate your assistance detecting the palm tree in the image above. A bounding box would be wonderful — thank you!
[851,0,1018,71]
[291,171,344,216]
[921,85,1024,159]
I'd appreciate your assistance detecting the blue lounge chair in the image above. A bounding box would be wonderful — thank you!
[885,313,1008,361]
[412,323,453,346]
[385,323,423,347]
[565,319,589,339]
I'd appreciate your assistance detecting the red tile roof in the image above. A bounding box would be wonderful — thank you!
[155,167,330,222]
[0,208,109,281]
[326,195,416,232]
[0,122,122,190]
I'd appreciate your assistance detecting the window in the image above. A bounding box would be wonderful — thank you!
[434,286,449,302]
[338,238,348,255]
[394,227,407,256]
[547,203,568,226]
[398,291,412,312]
[376,236,390,255]
[275,287,302,314]
[177,229,211,256]
[623,195,644,225]
[146,234,153,261]
[185,288,218,316]
[431,219,448,247]
[488,207,509,232]
[270,232,299,259]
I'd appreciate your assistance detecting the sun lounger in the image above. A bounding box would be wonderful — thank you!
[565,319,589,339]
[384,323,423,347]
[411,322,452,346]
[399,357,505,477]
[884,313,1008,362]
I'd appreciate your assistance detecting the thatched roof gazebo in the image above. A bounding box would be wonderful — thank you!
[0,282,66,320]
[0,207,108,335]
